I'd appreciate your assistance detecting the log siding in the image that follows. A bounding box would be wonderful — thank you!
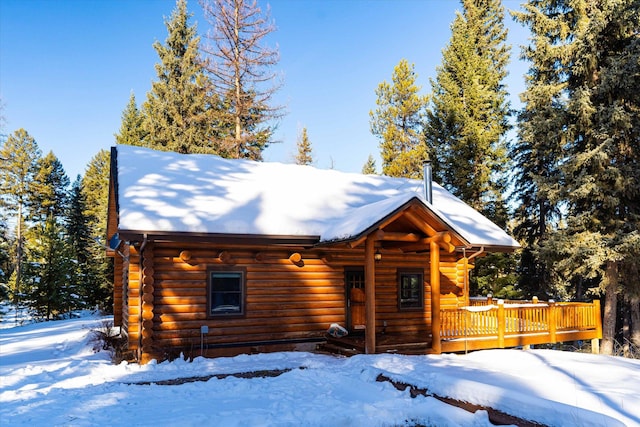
[120,241,468,361]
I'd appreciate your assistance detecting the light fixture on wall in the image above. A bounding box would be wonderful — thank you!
[374,249,382,262]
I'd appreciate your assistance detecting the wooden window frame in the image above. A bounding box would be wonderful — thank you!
[397,269,424,311]
[207,267,247,318]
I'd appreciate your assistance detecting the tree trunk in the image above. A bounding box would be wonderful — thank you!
[601,260,618,355]
[631,295,640,349]
[622,299,630,358]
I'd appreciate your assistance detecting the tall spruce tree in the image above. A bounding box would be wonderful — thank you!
[23,217,72,319]
[511,0,574,299]
[294,127,313,165]
[116,92,147,147]
[425,0,510,224]
[28,151,69,223]
[22,151,72,319]
[67,176,96,309]
[143,0,215,154]
[201,0,283,160]
[370,59,428,179]
[514,0,640,354]
[0,129,41,303]
[82,150,113,312]
[425,0,514,298]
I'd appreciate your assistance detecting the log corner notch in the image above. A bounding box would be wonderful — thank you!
[140,241,156,364]
[289,252,304,267]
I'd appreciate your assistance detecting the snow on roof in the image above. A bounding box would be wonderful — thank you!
[114,145,519,249]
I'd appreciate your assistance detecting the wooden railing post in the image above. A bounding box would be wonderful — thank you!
[548,300,557,343]
[497,300,505,348]
[592,299,602,354]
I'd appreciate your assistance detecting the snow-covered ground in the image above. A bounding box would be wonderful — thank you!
[1,311,639,427]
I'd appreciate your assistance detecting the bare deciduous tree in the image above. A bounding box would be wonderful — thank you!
[200,0,283,160]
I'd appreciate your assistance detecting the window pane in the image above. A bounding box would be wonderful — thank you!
[211,273,241,292]
[399,272,423,309]
[210,271,243,315]
[346,269,365,289]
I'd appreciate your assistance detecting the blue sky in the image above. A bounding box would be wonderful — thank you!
[0,0,529,180]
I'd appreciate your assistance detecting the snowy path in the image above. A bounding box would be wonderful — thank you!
[1,313,639,426]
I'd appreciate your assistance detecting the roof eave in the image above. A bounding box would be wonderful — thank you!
[117,229,321,247]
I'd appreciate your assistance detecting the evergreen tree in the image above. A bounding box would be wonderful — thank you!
[511,0,572,299]
[514,0,640,354]
[67,176,95,309]
[115,92,147,147]
[0,219,11,300]
[424,0,514,298]
[21,150,72,318]
[425,0,510,225]
[294,127,313,165]
[143,0,215,154]
[23,217,72,319]
[370,59,428,179]
[82,150,113,312]
[361,154,377,175]
[0,129,41,303]
[201,0,283,160]
[28,151,69,223]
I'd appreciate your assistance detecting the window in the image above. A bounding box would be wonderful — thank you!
[398,270,424,310]
[208,269,245,317]
[345,268,365,290]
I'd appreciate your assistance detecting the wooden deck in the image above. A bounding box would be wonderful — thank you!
[439,299,602,353]
[322,299,602,355]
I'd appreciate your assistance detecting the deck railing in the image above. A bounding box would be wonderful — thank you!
[440,299,602,353]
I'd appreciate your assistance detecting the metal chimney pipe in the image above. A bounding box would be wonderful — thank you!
[423,161,433,204]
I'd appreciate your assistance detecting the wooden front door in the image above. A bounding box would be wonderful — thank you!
[346,268,366,332]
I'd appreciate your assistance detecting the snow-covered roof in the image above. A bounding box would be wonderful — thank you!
[113,145,519,250]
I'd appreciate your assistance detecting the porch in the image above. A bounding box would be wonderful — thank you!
[440,298,602,353]
[323,298,603,355]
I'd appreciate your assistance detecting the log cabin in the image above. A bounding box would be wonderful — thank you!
[108,145,600,364]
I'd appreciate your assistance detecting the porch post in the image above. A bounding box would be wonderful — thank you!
[430,240,441,353]
[365,234,376,354]
[592,299,602,354]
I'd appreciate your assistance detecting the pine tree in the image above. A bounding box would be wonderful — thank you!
[0,219,11,299]
[201,0,283,160]
[82,150,113,312]
[115,92,147,147]
[28,151,69,223]
[424,0,514,298]
[425,0,510,225]
[294,127,313,165]
[67,176,96,309]
[361,154,377,175]
[0,129,41,303]
[20,150,72,318]
[514,0,640,354]
[23,217,72,319]
[370,59,428,179]
[143,0,215,154]
[82,150,110,241]
[511,0,573,299]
